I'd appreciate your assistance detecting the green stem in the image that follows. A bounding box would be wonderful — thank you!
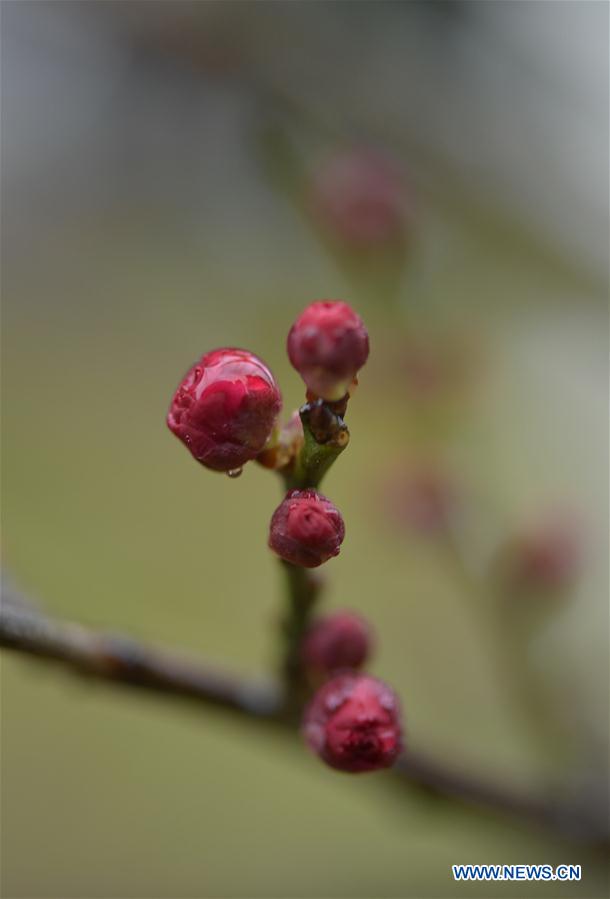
[285,424,344,490]
[278,561,321,719]
[277,399,350,715]
[285,400,349,491]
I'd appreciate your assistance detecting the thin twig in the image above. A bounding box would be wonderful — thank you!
[275,398,348,712]
[0,598,282,718]
[394,752,550,821]
[278,560,321,716]
[1,598,607,847]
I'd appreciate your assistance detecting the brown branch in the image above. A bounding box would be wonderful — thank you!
[1,596,607,847]
[0,597,282,718]
[394,752,550,821]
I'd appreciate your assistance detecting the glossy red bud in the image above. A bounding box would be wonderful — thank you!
[167,348,282,472]
[269,489,345,568]
[287,300,369,400]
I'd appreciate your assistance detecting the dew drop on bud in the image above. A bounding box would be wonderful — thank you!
[226,467,243,479]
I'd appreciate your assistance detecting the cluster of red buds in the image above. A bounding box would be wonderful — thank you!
[167,300,402,773]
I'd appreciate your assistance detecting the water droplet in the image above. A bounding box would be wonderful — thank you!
[227,467,243,479]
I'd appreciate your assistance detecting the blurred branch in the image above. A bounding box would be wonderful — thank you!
[1,595,607,847]
[394,752,547,818]
[438,530,577,769]
[0,596,281,718]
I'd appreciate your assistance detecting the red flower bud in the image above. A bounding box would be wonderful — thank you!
[301,611,372,674]
[167,348,282,472]
[386,464,455,536]
[500,518,581,594]
[269,489,345,568]
[303,673,402,773]
[310,148,409,249]
[287,300,369,400]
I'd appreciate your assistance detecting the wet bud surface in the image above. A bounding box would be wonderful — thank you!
[301,611,372,674]
[269,489,345,568]
[303,673,402,773]
[287,300,369,400]
[167,348,282,472]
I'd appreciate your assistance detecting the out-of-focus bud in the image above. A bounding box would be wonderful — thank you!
[167,348,282,472]
[287,300,369,400]
[303,673,402,773]
[256,411,304,471]
[301,611,373,675]
[497,517,581,595]
[310,148,410,249]
[385,464,456,536]
[269,489,345,568]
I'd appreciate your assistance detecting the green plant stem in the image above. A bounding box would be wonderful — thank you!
[285,400,349,491]
[285,432,342,490]
[277,399,349,714]
[278,561,320,719]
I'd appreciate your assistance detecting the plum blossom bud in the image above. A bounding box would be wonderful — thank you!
[385,464,455,536]
[269,489,345,568]
[167,348,282,472]
[257,410,304,471]
[287,300,369,400]
[301,611,372,674]
[500,518,581,594]
[303,673,402,773]
[310,148,409,249]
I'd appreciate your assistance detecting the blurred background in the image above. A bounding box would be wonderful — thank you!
[1,2,608,897]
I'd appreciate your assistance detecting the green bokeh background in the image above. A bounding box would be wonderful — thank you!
[2,3,608,897]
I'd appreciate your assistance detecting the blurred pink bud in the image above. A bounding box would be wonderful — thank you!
[310,148,410,249]
[303,673,403,773]
[385,465,456,536]
[500,517,581,594]
[301,611,373,674]
[398,335,477,404]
